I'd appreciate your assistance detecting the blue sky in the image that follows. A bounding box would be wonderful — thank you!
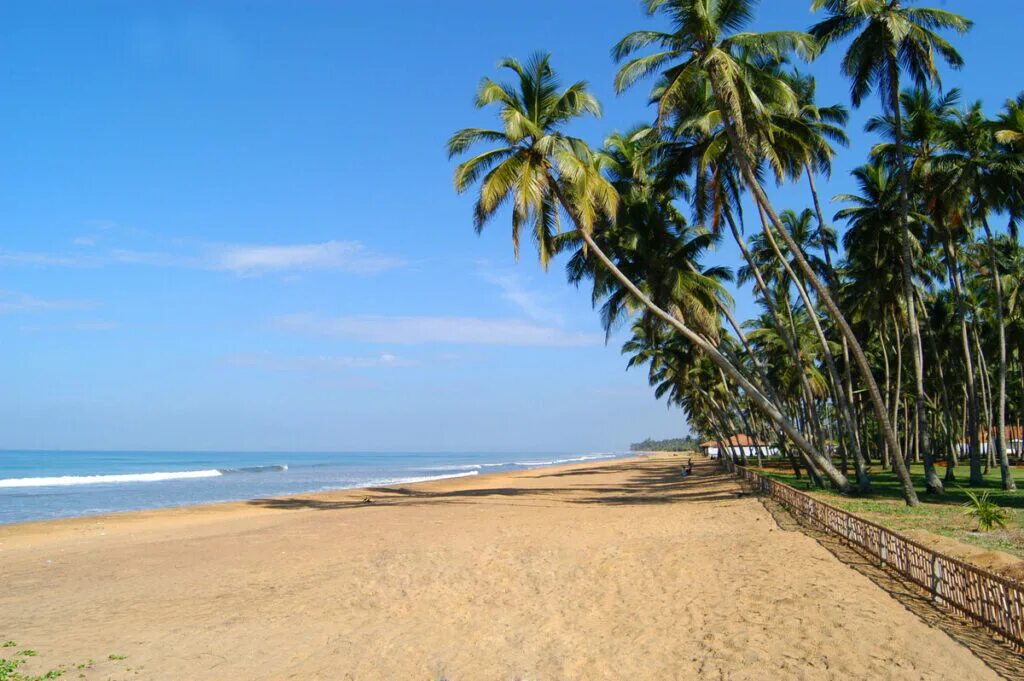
[0,1,1013,452]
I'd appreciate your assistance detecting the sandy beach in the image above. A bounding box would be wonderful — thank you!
[1,455,1002,680]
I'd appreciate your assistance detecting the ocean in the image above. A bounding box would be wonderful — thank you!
[0,450,627,524]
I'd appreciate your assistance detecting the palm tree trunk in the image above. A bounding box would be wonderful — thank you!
[707,73,918,505]
[549,182,852,492]
[808,164,868,479]
[892,311,904,467]
[887,66,940,494]
[722,209,829,435]
[945,240,983,484]
[922,306,958,482]
[880,326,892,469]
[975,327,994,475]
[756,205,870,492]
[980,217,1016,490]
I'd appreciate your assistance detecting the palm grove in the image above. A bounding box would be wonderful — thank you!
[448,0,1024,507]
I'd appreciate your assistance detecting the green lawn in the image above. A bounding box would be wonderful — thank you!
[751,462,1024,560]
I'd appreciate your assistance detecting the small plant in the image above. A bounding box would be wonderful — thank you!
[106,655,126,662]
[0,644,15,650]
[0,650,64,681]
[961,488,1010,531]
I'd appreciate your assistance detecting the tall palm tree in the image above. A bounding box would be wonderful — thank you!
[447,52,851,491]
[874,87,985,483]
[614,0,905,500]
[935,102,1020,490]
[811,0,972,495]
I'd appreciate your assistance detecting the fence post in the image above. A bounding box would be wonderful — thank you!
[931,556,944,603]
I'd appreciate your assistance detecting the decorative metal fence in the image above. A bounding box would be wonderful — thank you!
[736,466,1024,649]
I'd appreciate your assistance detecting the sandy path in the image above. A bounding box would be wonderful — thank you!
[1,456,1002,680]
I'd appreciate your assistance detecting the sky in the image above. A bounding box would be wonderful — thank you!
[0,0,1016,453]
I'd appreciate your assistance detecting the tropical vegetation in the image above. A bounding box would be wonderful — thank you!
[448,0,1024,507]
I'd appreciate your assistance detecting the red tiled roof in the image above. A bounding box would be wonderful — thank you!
[961,425,1024,444]
[699,434,764,448]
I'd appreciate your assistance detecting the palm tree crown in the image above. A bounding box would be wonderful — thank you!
[447,53,614,267]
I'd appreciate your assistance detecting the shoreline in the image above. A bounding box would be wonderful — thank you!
[0,454,650,548]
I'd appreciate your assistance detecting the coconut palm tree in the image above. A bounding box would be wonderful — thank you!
[447,52,852,491]
[868,86,986,484]
[614,0,906,499]
[934,102,1021,490]
[810,0,972,495]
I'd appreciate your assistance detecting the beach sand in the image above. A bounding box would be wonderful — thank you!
[1,455,1002,680]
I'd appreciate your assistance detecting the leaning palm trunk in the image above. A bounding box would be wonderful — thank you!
[755,206,871,492]
[808,167,867,471]
[887,70,942,493]
[706,70,919,504]
[980,217,1017,490]
[722,209,836,471]
[549,182,852,492]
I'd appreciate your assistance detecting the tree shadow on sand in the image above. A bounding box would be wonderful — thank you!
[757,491,1024,680]
[247,459,737,512]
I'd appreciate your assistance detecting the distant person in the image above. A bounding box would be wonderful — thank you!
[686,458,693,475]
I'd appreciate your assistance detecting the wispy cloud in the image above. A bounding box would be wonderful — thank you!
[0,240,404,276]
[0,290,94,314]
[223,352,415,372]
[273,313,601,347]
[212,241,404,275]
[0,251,88,267]
[478,268,564,326]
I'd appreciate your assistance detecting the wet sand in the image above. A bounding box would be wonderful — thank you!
[1,455,1001,680]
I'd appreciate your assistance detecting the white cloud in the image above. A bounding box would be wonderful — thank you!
[478,268,564,326]
[0,251,88,267]
[212,241,404,275]
[273,313,601,347]
[223,352,416,372]
[0,290,94,314]
[0,240,404,276]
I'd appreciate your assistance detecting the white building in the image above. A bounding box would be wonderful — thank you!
[700,434,778,459]
[958,426,1023,457]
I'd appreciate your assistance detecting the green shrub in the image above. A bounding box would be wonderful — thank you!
[961,488,1010,531]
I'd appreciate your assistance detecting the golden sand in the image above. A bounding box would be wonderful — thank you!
[1,456,1000,680]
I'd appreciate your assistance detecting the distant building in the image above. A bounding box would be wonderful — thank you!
[958,426,1024,457]
[699,434,778,459]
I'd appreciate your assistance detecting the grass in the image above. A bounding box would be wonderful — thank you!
[751,461,1024,560]
[0,646,129,681]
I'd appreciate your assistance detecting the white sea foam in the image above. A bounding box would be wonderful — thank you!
[512,453,618,466]
[0,469,224,488]
[365,470,480,487]
[422,464,484,472]
[429,454,619,472]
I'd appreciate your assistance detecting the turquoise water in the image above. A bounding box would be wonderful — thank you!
[0,450,624,524]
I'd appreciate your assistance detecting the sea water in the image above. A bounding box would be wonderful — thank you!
[0,450,626,524]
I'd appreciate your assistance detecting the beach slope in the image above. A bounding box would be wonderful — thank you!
[1,456,1000,680]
